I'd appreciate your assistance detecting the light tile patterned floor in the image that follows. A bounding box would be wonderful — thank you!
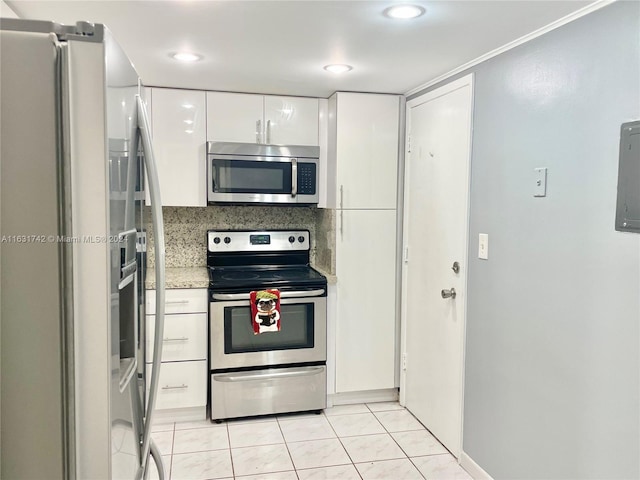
[149,402,472,480]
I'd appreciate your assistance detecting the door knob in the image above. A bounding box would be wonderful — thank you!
[441,288,456,299]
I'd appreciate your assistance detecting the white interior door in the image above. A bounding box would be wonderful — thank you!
[401,74,473,458]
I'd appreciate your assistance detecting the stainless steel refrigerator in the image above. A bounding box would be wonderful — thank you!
[1,19,167,479]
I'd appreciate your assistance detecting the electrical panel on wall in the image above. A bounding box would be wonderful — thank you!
[615,121,640,233]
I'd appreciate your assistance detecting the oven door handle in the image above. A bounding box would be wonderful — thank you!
[214,366,325,383]
[212,289,325,301]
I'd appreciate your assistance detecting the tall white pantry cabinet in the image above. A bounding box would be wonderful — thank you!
[329,92,401,393]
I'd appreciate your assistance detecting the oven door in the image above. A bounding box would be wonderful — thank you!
[210,289,326,370]
[207,154,318,205]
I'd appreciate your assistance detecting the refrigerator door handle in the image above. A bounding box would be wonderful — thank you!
[135,93,166,478]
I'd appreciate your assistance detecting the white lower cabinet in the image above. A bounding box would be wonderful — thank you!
[146,288,207,418]
[146,313,207,362]
[147,361,208,410]
[335,209,397,393]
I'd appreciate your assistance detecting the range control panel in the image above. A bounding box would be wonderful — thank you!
[208,230,310,253]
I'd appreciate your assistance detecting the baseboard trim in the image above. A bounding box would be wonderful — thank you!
[329,388,399,407]
[460,451,493,480]
[152,406,207,424]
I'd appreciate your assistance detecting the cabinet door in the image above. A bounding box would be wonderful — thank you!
[146,288,208,315]
[151,88,206,206]
[336,93,400,209]
[264,96,319,146]
[146,313,207,362]
[207,91,263,143]
[147,360,207,410]
[335,209,397,393]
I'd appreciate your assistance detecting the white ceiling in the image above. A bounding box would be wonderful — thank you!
[8,0,593,98]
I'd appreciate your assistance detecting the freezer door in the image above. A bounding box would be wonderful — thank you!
[63,27,145,479]
[0,27,67,480]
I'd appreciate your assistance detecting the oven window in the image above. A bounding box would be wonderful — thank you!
[212,159,292,194]
[224,303,314,354]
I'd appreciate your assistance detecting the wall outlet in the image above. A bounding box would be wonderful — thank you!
[478,233,489,260]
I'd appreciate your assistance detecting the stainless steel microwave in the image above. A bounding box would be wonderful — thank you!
[207,142,319,205]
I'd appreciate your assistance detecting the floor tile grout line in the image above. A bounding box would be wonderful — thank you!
[223,422,235,479]
[169,423,176,479]
[406,456,428,480]
[172,446,237,456]
[322,409,363,480]
[324,404,433,472]
[282,412,358,474]
[367,405,431,479]
[164,403,428,479]
[374,406,456,479]
[276,414,299,477]
[396,408,453,459]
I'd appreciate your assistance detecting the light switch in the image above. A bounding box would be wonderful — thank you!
[478,233,489,260]
[534,167,547,197]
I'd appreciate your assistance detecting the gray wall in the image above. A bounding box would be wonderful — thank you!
[410,2,639,478]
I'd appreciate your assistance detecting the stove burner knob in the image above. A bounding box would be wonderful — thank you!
[224,237,231,244]
[298,236,305,243]
[288,236,295,243]
[213,237,221,244]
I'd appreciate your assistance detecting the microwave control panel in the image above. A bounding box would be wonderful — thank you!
[298,163,316,195]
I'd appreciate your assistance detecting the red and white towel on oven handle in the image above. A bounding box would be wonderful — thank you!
[250,289,281,335]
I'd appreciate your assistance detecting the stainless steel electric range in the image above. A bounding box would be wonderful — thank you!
[207,230,327,421]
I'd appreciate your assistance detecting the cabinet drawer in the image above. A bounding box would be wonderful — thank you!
[146,313,207,362]
[146,288,207,315]
[147,360,207,410]
[211,366,326,420]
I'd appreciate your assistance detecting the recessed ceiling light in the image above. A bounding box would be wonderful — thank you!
[324,64,353,74]
[384,4,425,19]
[184,120,194,125]
[182,103,194,109]
[171,52,202,62]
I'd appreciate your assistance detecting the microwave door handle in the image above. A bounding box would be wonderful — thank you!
[291,158,298,197]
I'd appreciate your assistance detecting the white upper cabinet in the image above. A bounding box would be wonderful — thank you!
[207,91,319,146]
[332,92,400,210]
[264,96,318,146]
[206,92,264,144]
[151,88,206,207]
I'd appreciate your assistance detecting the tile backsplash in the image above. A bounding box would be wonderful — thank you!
[145,206,334,274]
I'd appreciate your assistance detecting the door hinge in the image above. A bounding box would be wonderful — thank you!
[407,135,411,153]
[402,353,407,371]
[403,246,409,263]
